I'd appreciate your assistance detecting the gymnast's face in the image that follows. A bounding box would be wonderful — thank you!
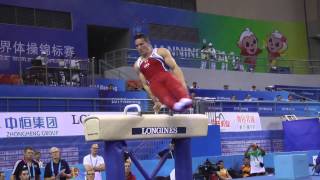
[135,38,152,57]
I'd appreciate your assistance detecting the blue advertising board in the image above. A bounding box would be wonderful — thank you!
[95,78,126,91]
[190,89,289,101]
[99,91,149,112]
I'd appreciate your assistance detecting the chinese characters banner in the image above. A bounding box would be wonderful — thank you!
[205,112,262,132]
[0,40,76,58]
[0,112,121,138]
[0,39,78,74]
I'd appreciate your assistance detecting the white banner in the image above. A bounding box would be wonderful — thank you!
[0,112,121,138]
[205,112,262,132]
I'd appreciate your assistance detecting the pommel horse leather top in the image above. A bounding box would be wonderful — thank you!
[83,104,208,141]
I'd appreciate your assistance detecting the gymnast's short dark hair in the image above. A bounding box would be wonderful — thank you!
[134,33,150,43]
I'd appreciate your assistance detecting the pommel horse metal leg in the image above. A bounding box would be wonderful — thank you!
[103,138,192,180]
[104,141,126,180]
[174,138,193,180]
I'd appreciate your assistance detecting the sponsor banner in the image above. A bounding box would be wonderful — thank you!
[0,112,121,138]
[95,78,126,91]
[205,112,261,132]
[100,91,149,112]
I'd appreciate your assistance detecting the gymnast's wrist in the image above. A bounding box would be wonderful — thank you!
[152,98,159,103]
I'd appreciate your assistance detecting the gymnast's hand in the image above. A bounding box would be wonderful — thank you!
[153,101,162,113]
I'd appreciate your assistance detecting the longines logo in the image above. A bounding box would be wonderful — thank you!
[132,127,186,135]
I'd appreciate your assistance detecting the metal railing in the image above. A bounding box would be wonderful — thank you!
[100,48,320,75]
[98,57,133,80]
[1,96,320,117]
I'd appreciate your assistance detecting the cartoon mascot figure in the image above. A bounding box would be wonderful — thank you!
[237,28,262,72]
[266,30,288,70]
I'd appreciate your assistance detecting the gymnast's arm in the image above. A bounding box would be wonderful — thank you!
[158,48,187,89]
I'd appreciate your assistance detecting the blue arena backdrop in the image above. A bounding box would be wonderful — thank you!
[0,85,99,97]
[0,85,99,112]
[283,118,320,151]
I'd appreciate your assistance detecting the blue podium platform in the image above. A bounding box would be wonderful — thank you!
[274,154,309,180]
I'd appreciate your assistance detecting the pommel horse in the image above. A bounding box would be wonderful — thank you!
[83,104,208,180]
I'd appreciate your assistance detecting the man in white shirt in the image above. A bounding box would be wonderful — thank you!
[220,51,228,71]
[207,43,217,70]
[245,144,266,176]
[83,144,105,180]
[35,51,48,66]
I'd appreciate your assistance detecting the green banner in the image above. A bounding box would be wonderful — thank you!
[196,13,308,73]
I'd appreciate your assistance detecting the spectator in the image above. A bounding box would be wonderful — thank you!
[313,152,320,175]
[169,169,175,180]
[188,92,197,114]
[241,157,251,177]
[208,43,217,70]
[287,94,294,101]
[190,81,199,89]
[86,169,95,180]
[220,51,228,71]
[244,94,253,101]
[216,160,232,180]
[34,151,44,168]
[107,84,115,91]
[83,144,105,180]
[200,44,210,69]
[44,147,71,180]
[36,51,49,66]
[70,167,80,179]
[276,95,283,102]
[0,171,5,180]
[18,169,29,180]
[251,85,257,91]
[244,144,266,176]
[11,146,41,180]
[300,97,307,102]
[125,159,136,180]
[223,85,229,90]
[127,80,142,91]
[230,52,243,71]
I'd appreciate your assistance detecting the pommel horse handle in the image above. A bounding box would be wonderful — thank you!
[123,104,142,116]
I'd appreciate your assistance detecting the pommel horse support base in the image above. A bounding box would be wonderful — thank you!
[83,104,208,180]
